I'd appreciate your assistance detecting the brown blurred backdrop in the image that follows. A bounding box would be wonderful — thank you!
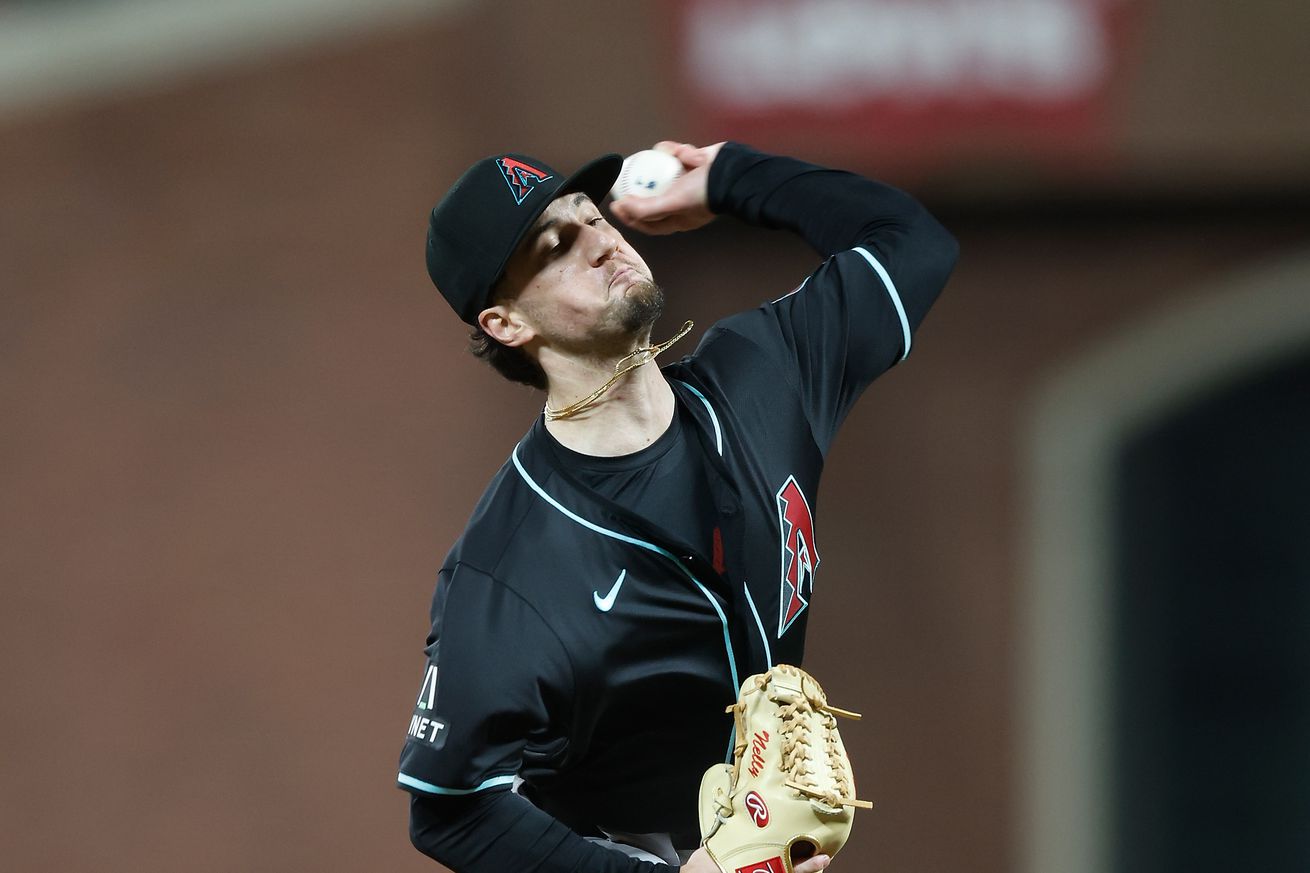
[2,1,1308,871]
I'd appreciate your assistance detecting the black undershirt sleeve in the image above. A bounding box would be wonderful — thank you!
[707,141,958,332]
[702,142,959,452]
[409,791,671,873]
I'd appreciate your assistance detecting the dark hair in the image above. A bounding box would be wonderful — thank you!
[468,325,547,390]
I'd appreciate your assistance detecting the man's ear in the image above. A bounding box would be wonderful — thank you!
[478,305,535,348]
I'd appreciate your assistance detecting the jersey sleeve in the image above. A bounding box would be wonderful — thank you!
[397,561,572,797]
[703,143,959,454]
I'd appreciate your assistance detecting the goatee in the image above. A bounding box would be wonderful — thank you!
[618,279,666,334]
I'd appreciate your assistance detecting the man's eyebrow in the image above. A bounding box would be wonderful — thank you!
[526,193,593,246]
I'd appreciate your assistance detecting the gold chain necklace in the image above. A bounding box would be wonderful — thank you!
[543,320,694,421]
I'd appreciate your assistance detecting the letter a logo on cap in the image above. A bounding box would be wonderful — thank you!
[497,157,553,205]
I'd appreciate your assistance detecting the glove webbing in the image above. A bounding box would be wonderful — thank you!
[724,672,873,812]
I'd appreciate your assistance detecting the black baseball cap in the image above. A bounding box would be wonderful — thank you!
[426,151,623,324]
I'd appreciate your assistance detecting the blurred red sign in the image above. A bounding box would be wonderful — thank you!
[672,0,1141,173]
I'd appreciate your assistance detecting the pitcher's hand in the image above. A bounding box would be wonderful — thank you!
[609,141,725,235]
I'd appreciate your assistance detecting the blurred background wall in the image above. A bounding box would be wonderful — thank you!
[2,1,1307,871]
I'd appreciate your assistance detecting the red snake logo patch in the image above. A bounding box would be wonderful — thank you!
[776,474,820,635]
[735,857,786,873]
[497,157,553,205]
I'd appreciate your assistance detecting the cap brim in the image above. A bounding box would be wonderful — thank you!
[559,152,624,206]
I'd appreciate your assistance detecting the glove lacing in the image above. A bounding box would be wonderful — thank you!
[715,667,873,819]
[777,679,872,811]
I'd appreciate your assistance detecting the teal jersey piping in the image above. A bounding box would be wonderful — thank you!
[742,581,773,668]
[853,246,911,361]
[673,379,723,456]
[397,772,516,795]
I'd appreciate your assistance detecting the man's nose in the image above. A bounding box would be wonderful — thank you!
[585,224,620,266]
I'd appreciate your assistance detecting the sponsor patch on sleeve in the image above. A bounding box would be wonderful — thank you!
[405,662,449,749]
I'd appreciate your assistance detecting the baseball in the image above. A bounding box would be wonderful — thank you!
[610,149,684,200]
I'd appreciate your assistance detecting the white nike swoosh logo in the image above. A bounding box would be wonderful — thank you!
[593,570,627,612]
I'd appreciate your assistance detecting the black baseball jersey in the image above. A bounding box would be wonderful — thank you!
[398,143,958,868]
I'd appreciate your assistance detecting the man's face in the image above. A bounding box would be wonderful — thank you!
[490,192,662,356]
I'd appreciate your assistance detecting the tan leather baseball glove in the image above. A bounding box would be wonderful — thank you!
[697,664,872,873]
